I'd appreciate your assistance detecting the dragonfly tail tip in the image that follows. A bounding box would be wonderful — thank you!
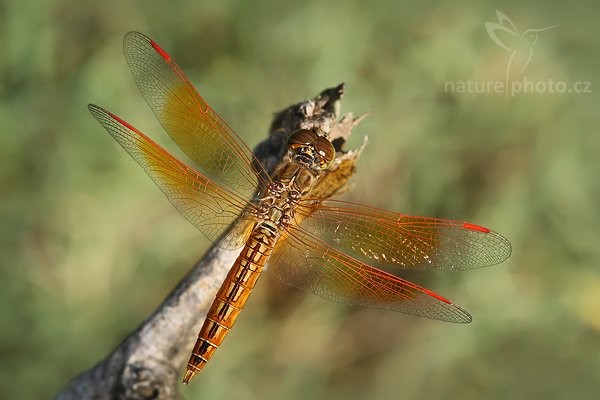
[182,369,197,385]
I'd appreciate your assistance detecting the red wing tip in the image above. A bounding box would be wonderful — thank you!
[421,288,473,323]
[462,223,490,233]
[150,39,171,62]
[107,111,137,131]
[422,288,452,304]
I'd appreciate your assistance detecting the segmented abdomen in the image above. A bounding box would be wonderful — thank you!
[183,224,278,384]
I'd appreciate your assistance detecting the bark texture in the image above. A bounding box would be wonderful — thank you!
[56,84,365,400]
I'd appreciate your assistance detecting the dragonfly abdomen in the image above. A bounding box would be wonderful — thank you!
[183,223,278,384]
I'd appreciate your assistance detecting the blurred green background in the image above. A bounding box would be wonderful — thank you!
[1,0,599,399]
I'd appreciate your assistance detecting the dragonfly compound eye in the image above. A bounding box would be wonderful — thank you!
[314,136,336,169]
[288,129,318,149]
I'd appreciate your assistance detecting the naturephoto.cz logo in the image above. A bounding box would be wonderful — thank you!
[444,10,592,96]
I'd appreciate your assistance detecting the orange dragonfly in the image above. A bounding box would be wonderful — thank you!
[88,32,511,385]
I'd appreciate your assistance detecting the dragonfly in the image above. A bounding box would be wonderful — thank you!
[88,31,511,385]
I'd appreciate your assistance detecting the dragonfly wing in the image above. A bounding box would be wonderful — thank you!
[123,31,270,199]
[268,226,472,323]
[295,200,511,271]
[89,104,254,249]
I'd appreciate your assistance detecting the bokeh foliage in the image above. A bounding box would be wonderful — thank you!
[1,0,599,399]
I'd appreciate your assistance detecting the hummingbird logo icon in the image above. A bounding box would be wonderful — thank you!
[485,10,559,85]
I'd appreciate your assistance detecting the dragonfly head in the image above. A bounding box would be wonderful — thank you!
[287,129,335,171]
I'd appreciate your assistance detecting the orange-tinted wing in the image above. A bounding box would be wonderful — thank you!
[295,200,511,271]
[123,31,270,198]
[268,226,472,323]
[89,104,254,249]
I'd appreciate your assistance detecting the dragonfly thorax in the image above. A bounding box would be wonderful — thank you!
[255,157,323,229]
[255,181,297,228]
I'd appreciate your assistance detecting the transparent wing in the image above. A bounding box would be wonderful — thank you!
[123,31,270,199]
[295,200,511,271]
[268,226,472,323]
[89,104,254,249]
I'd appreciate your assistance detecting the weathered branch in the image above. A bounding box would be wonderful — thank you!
[55,84,365,400]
